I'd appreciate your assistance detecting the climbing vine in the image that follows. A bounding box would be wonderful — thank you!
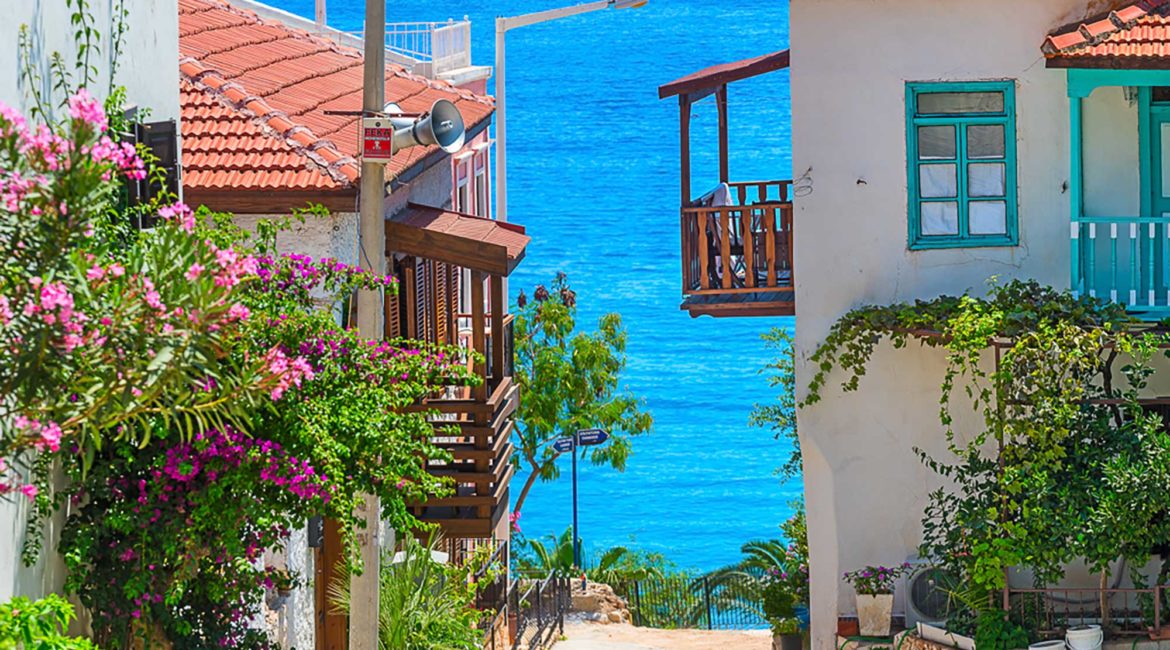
[804,280,1170,600]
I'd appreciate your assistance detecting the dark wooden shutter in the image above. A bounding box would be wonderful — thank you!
[124,119,180,212]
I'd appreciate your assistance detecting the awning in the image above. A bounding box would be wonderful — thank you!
[1044,1,1170,68]
[386,204,529,277]
[658,50,790,100]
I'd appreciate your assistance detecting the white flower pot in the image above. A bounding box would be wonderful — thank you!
[856,593,894,637]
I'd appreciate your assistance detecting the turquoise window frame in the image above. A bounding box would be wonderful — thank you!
[906,81,1019,250]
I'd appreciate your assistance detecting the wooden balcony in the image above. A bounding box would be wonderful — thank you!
[387,205,528,540]
[405,307,517,539]
[658,50,793,318]
[681,180,795,317]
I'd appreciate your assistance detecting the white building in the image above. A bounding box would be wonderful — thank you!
[0,0,179,121]
[0,0,180,606]
[663,1,1170,648]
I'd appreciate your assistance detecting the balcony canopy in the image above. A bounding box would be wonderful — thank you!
[386,204,529,277]
[1044,0,1170,68]
[658,50,790,100]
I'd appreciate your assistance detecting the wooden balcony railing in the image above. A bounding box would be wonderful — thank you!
[406,311,516,538]
[1071,216,1170,316]
[679,180,795,317]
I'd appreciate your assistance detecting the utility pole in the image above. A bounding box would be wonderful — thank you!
[350,1,384,649]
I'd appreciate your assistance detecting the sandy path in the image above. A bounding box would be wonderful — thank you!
[558,622,772,650]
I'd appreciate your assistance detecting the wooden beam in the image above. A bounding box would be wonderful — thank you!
[658,50,789,100]
[184,188,357,214]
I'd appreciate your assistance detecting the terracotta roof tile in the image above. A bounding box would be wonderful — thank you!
[179,0,495,195]
[1044,0,1170,64]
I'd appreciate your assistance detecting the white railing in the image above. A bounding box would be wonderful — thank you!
[1070,216,1170,312]
[346,19,472,77]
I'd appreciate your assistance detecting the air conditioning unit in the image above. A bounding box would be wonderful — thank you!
[904,560,960,629]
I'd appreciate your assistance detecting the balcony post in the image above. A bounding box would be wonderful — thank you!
[471,270,487,403]
[1070,95,1084,296]
[679,96,692,205]
[716,84,729,184]
[490,275,505,388]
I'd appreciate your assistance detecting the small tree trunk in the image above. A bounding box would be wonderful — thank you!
[512,457,544,515]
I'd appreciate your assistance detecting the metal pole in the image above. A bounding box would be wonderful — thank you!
[350,1,385,649]
[571,432,580,569]
[494,18,507,223]
[315,0,326,27]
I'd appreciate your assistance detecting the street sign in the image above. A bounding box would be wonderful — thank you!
[576,429,609,446]
[361,117,394,161]
[553,437,574,453]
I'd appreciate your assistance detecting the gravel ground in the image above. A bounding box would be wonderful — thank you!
[557,622,772,650]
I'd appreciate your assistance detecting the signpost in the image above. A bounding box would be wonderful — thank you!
[556,428,610,574]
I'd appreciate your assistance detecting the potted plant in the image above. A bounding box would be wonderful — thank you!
[764,578,803,650]
[264,566,298,612]
[844,563,911,637]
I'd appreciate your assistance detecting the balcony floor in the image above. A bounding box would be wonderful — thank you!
[681,288,795,318]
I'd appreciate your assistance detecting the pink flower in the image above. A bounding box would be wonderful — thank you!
[227,304,250,321]
[109,263,125,277]
[185,263,205,281]
[158,202,196,233]
[87,264,105,281]
[39,422,62,452]
[67,89,108,132]
[20,484,37,500]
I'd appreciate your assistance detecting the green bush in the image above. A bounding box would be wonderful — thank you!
[0,595,94,650]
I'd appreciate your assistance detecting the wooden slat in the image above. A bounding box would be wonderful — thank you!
[697,213,710,290]
[720,211,732,290]
[742,210,755,288]
[765,208,777,287]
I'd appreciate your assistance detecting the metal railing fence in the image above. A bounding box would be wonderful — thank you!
[618,576,767,631]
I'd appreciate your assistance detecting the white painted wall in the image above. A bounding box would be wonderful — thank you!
[0,0,179,611]
[0,0,179,121]
[789,1,1127,649]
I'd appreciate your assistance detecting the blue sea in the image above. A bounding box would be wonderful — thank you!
[270,0,797,572]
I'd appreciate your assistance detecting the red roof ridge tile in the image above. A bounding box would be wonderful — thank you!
[179,55,360,186]
[1044,0,1170,55]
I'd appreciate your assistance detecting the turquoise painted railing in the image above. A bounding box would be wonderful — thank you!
[1070,216,1170,316]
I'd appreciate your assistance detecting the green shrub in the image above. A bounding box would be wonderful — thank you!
[0,595,94,650]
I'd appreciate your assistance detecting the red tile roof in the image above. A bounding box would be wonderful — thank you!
[1044,0,1170,66]
[178,0,494,198]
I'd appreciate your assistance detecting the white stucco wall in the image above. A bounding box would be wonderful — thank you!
[0,0,179,611]
[0,0,179,120]
[789,1,1128,649]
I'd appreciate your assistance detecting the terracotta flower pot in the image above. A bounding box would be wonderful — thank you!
[837,617,860,637]
[856,593,893,637]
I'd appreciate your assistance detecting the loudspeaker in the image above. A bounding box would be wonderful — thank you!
[385,99,466,154]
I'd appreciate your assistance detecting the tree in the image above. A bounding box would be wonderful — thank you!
[749,328,800,481]
[510,273,652,514]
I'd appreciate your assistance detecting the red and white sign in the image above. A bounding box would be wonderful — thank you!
[362,117,394,161]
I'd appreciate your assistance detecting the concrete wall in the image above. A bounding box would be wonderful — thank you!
[789,1,1127,648]
[0,0,179,121]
